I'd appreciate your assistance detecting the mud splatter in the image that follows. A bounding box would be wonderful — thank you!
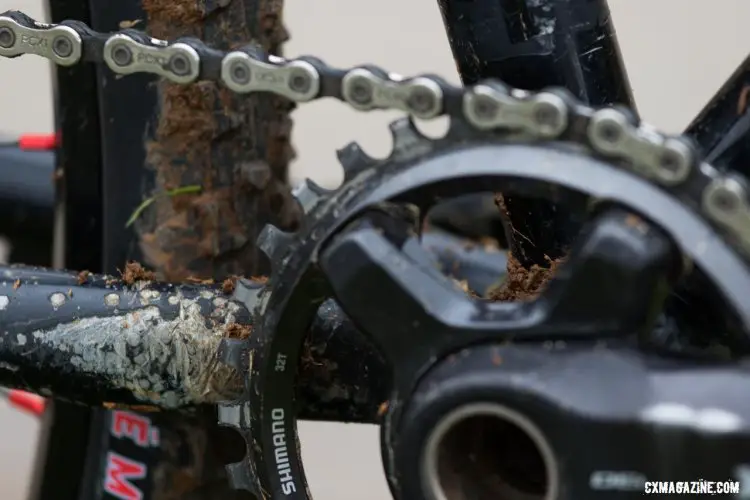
[377,401,389,417]
[221,276,237,294]
[120,261,156,285]
[488,252,564,302]
[77,270,91,285]
[224,322,251,339]
[31,295,243,407]
[489,194,565,301]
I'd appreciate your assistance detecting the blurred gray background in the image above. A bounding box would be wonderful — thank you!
[0,0,748,498]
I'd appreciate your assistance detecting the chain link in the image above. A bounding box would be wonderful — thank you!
[1,9,749,258]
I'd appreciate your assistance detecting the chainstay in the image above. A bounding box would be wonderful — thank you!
[2,10,750,261]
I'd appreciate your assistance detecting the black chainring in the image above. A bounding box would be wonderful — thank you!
[239,117,750,499]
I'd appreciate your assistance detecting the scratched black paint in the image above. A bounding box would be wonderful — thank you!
[435,0,635,266]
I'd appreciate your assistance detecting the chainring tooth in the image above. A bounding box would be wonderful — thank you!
[386,117,435,162]
[216,337,249,371]
[232,277,265,307]
[217,401,261,494]
[336,141,377,181]
[257,223,294,263]
[291,178,329,214]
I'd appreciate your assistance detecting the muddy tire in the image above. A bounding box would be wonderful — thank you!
[137,0,297,497]
[137,0,301,282]
[37,0,296,497]
[91,1,297,498]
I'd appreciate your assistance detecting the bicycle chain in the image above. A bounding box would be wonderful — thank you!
[1,9,750,262]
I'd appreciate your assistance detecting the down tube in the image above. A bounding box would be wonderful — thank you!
[684,53,750,177]
[435,0,635,266]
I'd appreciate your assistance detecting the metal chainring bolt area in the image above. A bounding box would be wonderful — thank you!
[243,126,750,500]
[0,27,14,48]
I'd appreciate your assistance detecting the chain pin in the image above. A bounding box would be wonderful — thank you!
[169,53,191,76]
[348,77,374,106]
[0,27,15,48]
[229,60,251,85]
[288,68,312,94]
[710,187,741,214]
[110,44,132,67]
[471,94,499,121]
[407,88,436,116]
[52,36,73,58]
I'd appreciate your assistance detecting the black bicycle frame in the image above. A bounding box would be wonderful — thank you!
[14,0,750,498]
[436,0,635,267]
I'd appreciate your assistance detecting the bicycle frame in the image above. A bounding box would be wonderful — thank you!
[5,0,748,499]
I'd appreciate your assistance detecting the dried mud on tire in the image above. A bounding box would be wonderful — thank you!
[128,0,297,498]
[138,0,301,282]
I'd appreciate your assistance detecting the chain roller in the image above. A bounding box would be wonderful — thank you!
[1,9,750,258]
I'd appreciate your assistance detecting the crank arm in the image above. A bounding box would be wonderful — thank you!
[394,343,750,499]
[0,265,389,421]
[0,264,249,409]
[0,229,496,417]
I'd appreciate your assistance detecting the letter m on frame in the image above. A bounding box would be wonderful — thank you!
[103,451,146,500]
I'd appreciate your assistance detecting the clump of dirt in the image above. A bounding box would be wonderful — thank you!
[488,193,565,301]
[488,252,564,302]
[221,276,238,294]
[77,270,91,285]
[140,0,203,39]
[120,261,156,285]
[377,401,389,418]
[224,322,252,339]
